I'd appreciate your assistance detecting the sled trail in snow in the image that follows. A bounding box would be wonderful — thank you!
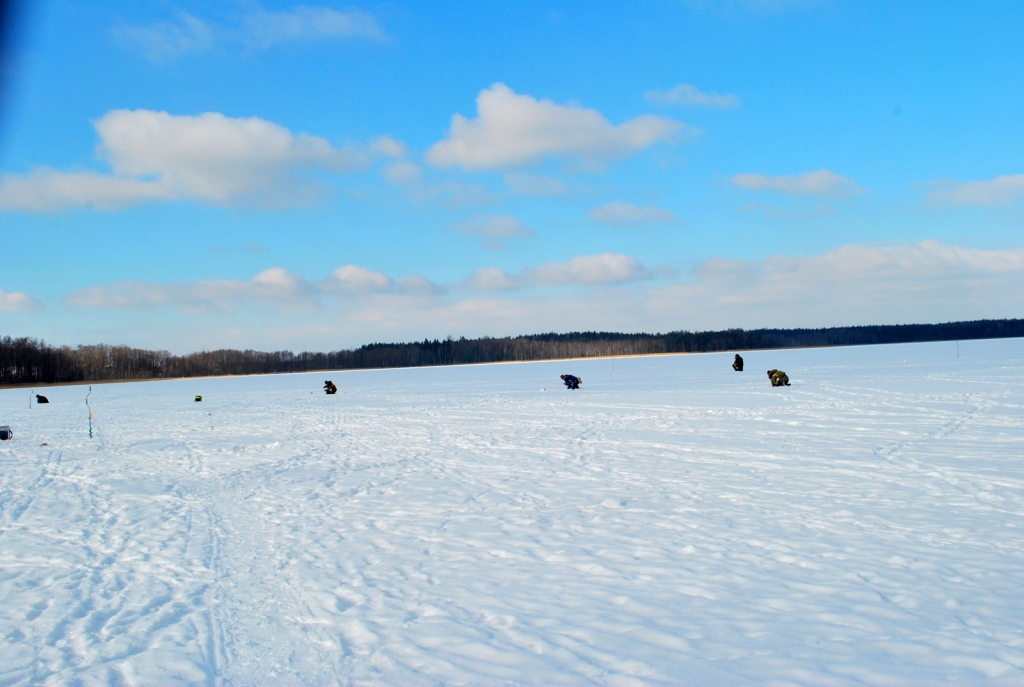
[2,338,1024,685]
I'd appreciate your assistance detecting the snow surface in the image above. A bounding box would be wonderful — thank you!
[2,339,1024,686]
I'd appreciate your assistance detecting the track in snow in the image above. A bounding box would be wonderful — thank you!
[2,338,1024,685]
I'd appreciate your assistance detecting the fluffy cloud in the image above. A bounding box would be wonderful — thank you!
[461,253,652,292]
[241,7,385,48]
[453,214,533,249]
[65,265,445,313]
[644,84,740,108]
[461,267,522,292]
[65,268,316,314]
[425,83,686,171]
[115,7,384,62]
[0,110,370,211]
[648,240,1024,328]
[52,242,1024,351]
[526,253,652,287]
[370,136,408,159]
[588,201,677,226]
[0,288,43,311]
[0,171,174,211]
[730,169,863,198]
[449,242,1024,340]
[324,265,394,293]
[928,174,1024,206]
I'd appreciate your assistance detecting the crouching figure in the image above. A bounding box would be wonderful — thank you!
[560,374,581,390]
[36,394,49,403]
[732,354,744,372]
[767,369,790,387]
[324,380,338,395]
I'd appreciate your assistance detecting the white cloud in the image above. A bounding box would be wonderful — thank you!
[396,275,446,296]
[504,172,571,196]
[526,253,652,287]
[66,265,444,313]
[0,170,174,211]
[588,201,676,226]
[644,84,740,108]
[461,268,522,292]
[115,7,385,62]
[370,136,408,159]
[323,265,394,293]
[647,240,1024,328]
[447,241,1024,339]
[928,174,1024,206]
[52,241,1024,351]
[113,13,214,62]
[461,253,652,292]
[65,267,316,314]
[0,288,42,311]
[0,110,371,211]
[730,169,863,198]
[425,83,686,171]
[454,214,533,249]
[241,7,385,48]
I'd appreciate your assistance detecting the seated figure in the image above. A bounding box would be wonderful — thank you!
[324,380,338,395]
[560,374,581,390]
[36,394,50,403]
[732,354,744,372]
[767,369,790,387]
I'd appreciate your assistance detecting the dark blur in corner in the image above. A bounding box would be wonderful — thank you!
[0,0,26,156]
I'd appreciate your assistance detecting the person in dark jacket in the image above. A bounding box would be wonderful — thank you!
[732,354,744,372]
[560,374,581,390]
[324,380,338,395]
[767,369,790,387]
[36,394,49,403]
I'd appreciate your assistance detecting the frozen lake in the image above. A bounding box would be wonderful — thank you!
[2,339,1024,686]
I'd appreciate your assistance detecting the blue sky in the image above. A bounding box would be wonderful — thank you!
[1,0,1022,353]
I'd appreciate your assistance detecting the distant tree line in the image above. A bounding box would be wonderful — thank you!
[2,318,1022,386]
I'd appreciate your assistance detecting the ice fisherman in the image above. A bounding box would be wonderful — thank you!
[732,354,744,372]
[767,369,790,387]
[324,380,338,395]
[560,374,581,390]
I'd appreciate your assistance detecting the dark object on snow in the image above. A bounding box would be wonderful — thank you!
[0,426,12,441]
[767,369,790,387]
[195,395,202,402]
[36,394,49,403]
[324,380,338,395]
[560,374,581,390]
[732,354,744,372]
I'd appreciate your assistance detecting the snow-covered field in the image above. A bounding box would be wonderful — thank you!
[2,339,1024,686]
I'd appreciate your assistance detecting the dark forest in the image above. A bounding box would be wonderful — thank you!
[2,318,1021,386]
